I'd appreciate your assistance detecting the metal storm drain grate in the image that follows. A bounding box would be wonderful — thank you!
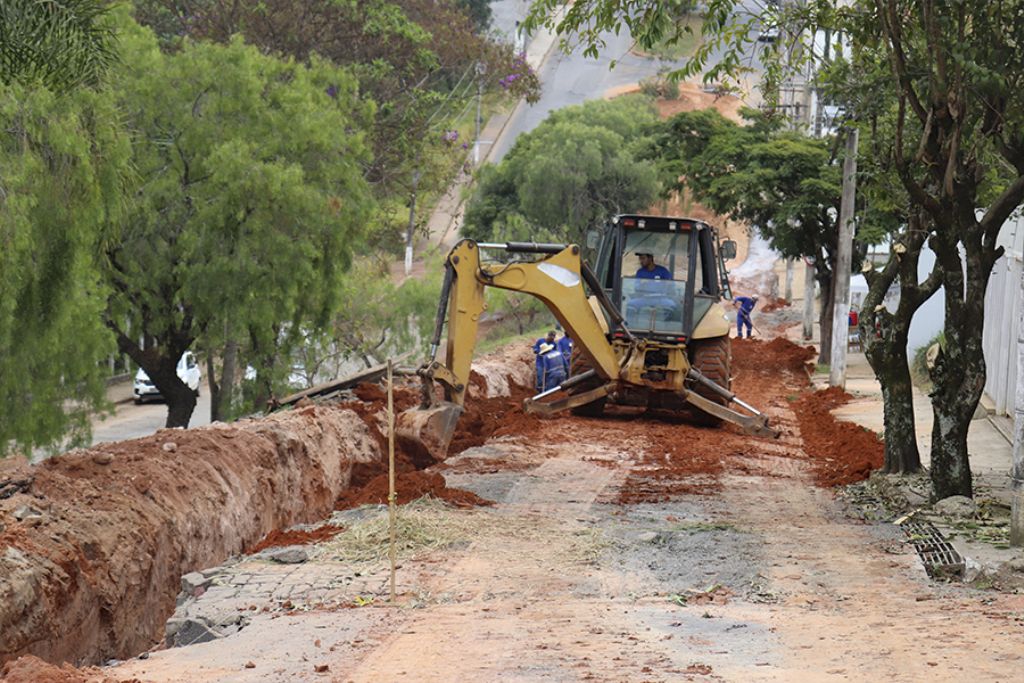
[901,521,965,579]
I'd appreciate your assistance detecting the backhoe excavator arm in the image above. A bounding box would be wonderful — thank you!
[395,239,627,461]
[421,239,620,408]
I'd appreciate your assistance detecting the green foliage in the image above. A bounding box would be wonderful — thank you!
[103,15,375,423]
[0,83,131,455]
[133,0,539,204]
[463,96,661,245]
[330,258,443,367]
[650,107,847,269]
[0,0,118,89]
[456,0,493,32]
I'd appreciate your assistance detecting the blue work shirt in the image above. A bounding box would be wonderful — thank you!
[557,336,572,364]
[735,296,757,314]
[538,347,567,390]
[635,265,672,280]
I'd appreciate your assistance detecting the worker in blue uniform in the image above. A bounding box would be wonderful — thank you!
[733,295,759,338]
[635,252,672,279]
[536,341,567,392]
[533,330,557,391]
[557,332,573,376]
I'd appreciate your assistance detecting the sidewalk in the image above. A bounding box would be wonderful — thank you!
[821,351,1013,498]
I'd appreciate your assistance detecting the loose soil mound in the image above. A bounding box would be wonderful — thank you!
[794,387,884,487]
[0,406,378,667]
[0,655,129,683]
[760,297,789,313]
[335,471,493,510]
[248,524,346,553]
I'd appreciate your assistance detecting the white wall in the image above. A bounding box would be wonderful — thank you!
[983,214,1024,415]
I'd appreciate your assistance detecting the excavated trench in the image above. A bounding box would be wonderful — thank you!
[0,349,534,669]
[0,336,883,675]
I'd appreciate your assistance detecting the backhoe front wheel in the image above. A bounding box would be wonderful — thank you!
[568,345,607,417]
[688,335,732,426]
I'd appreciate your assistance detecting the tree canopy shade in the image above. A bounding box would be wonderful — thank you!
[463,96,660,245]
[0,84,131,455]
[0,0,117,89]
[103,16,376,428]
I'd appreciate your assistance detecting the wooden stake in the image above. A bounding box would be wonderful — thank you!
[387,359,397,602]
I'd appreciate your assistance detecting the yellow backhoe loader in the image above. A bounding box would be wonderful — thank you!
[398,214,778,460]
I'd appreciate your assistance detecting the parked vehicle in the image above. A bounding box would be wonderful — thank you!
[133,352,202,404]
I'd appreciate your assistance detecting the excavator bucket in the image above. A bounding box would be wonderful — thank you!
[395,401,463,465]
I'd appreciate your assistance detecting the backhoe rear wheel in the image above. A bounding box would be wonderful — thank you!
[688,335,731,426]
[569,345,607,417]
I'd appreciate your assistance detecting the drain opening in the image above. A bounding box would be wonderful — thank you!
[901,521,964,579]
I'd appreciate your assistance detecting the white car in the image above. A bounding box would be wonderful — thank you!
[133,351,202,404]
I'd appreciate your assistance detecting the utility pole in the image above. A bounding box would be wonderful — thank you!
[1011,261,1024,546]
[473,61,486,165]
[829,127,859,387]
[404,165,421,276]
[803,259,815,339]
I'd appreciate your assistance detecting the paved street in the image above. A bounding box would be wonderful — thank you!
[89,380,211,446]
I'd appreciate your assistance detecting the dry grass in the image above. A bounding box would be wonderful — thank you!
[314,498,606,567]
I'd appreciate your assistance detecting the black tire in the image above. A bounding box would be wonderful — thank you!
[689,336,732,425]
[569,345,607,417]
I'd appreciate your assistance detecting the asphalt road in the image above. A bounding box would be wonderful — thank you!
[89,381,212,446]
[488,3,768,162]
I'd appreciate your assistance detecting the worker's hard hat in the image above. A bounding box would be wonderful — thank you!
[539,343,555,354]
[636,251,653,257]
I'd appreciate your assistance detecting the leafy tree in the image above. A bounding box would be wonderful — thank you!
[650,107,855,363]
[463,96,660,245]
[859,0,1024,498]
[103,16,375,428]
[0,0,117,89]
[0,84,130,455]
[456,0,493,33]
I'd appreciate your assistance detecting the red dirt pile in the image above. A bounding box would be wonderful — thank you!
[248,524,345,553]
[794,386,884,487]
[0,405,379,667]
[334,349,537,509]
[760,297,789,313]
[335,471,493,510]
[447,378,545,455]
[0,655,133,683]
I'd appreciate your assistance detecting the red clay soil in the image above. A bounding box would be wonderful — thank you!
[0,405,379,668]
[793,386,884,487]
[606,337,818,503]
[447,378,546,455]
[759,297,789,313]
[248,524,346,553]
[0,655,137,683]
[335,470,493,510]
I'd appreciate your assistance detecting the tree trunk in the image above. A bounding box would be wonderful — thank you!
[163,379,198,429]
[928,234,991,499]
[817,273,834,365]
[208,339,238,423]
[859,217,939,474]
[876,343,922,473]
[105,323,197,428]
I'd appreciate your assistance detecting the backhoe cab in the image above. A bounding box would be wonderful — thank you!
[398,214,777,461]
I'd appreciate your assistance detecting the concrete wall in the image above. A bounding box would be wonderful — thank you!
[983,214,1024,415]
